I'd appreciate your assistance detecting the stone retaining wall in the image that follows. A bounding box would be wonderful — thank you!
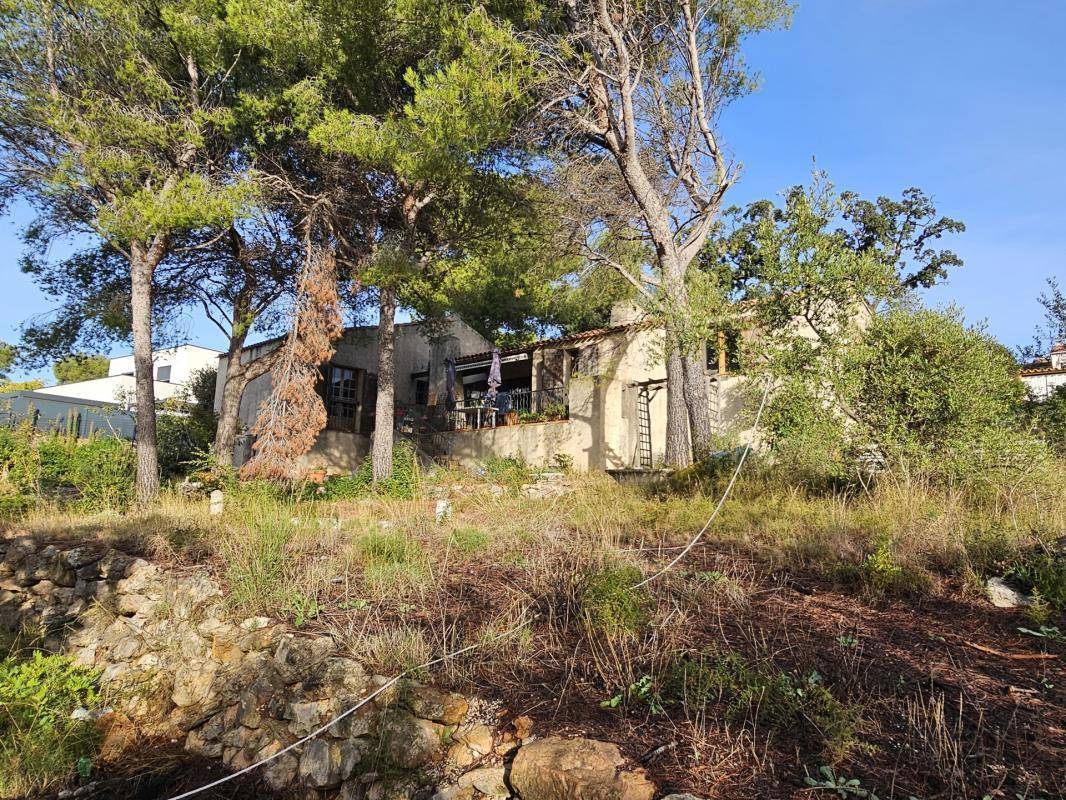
[0,531,658,800]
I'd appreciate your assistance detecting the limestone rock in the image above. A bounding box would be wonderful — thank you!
[509,737,655,800]
[403,685,468,726]
[447,722,493,767]
[172,659,218,707]
[274,634,336,683]
[457,766,509,797]
[287,698,333,737]
[986,577,1030,608]
[298,739,346,789]
[259,741,299,791]
[376,708,446,769]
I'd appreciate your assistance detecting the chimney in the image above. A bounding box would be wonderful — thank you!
[1051,341,1066,369]
[609,301,646,327]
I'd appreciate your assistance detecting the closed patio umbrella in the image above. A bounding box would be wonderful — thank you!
[486,348,502,402]
[445,357,457,411]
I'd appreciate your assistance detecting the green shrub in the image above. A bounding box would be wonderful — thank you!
[481,455,531,487]
[157,368,219,478]
[0,429,133,511]
[664,650,860,760]
[67,436,134,510]
[36,437,75,489]
[582,564,648,636]
[312,440,419,501]
[0,425,39,493]
[0,651,102,796]
[0,495,36,520]
[1007,551,1066,611]
[313,472,371,500]
[449,527,489,555]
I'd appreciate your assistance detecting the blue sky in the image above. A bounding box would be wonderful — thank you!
[1,0,1063,380]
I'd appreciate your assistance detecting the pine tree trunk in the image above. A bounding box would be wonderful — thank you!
[212,346,246,465]
[664,346,692,468]
[129,242,160,503]
[372,286,397,482]
[682,351,714,462]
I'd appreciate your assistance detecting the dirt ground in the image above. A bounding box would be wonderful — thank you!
[19,522,1065,800]
[449,547,1065,800]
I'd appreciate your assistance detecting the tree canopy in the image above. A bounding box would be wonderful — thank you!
[53,355,109,384]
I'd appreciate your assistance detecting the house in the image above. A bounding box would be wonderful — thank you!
[426,302,752,472]
[34,344,223,405]
[1020,343,1066,400]
[222,304,754,474]
[218,317,492,471]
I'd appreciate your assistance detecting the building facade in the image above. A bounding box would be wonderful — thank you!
[1020,343,1066,400]
[223,305,755,474]
[34,344,223,405]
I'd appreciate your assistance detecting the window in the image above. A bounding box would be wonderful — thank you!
[325,364,361,432]
[414,379,429,406]
[156,365,172,382]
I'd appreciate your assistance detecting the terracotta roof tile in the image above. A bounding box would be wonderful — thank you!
[454,318,660,366]
[1020,365,1066,377]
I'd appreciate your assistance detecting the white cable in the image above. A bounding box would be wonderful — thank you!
[631,379,771,590]
[163,617,531,800]
[162,382,767,798]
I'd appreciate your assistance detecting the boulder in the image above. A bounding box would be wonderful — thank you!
[298,739,357,789]
[509,737,655,800]
[447,722,494,767]
[986,577,1030,608]
[274,634,336,682]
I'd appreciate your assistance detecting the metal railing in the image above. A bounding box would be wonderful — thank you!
[396,385,569,434]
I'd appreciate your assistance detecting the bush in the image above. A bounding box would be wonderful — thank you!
[1023,384,1066,457]
[664,650,860,760]
[67,436,135,510]
[0,425,40,494]
[481,455,531,487]
[0,651,101,796]
[1007,551,1066,611]
[157,368,218,478]
[312,440,419,501]
[0,428,133,511]
[763,308,1052,498]
[582,564,648,636]
[0,495,36,519]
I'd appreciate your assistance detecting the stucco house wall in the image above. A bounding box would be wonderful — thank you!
[1021,344,1066,400]
[35,344,221,405]
[440,324,758,472]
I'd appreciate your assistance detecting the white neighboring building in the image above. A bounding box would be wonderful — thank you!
[34,344,222,405]
[1020,342,1066,400]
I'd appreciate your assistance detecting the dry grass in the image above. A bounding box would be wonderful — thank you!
[6,461,1064,799]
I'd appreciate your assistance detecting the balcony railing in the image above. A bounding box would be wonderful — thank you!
[396,385,569,433]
